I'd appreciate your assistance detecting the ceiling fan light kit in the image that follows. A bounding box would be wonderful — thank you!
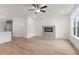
[35,9,40,12]
[28,4,47,14]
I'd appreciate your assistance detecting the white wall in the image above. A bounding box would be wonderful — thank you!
[0,21,5,32]
[26,16,42,38]
[35,16,43,36]
[13,17,27,37]
[0,14,70,39]
[12,15,42,38]
[42,15,70,39]
[26,16,36,38]
[55,15,70,39]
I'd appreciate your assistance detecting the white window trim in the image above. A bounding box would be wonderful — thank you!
[72,35,79,40]
[71,8,79,40]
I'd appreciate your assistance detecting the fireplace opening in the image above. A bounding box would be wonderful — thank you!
[43,26,54,32]
[44,28,53,32]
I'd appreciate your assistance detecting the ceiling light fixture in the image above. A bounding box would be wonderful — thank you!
[35,9,40,13]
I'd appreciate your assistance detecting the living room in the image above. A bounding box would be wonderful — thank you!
[0,4,78,55]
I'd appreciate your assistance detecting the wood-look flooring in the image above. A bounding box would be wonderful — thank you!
[0,36,77,55]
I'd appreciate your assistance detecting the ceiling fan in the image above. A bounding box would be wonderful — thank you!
[28,4,47,14]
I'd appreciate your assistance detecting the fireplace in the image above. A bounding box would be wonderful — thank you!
[43,26,54,32]
[42,26,55,39]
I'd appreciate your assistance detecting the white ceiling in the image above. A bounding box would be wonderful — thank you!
[45,4,75,16]
[0,4,76,18]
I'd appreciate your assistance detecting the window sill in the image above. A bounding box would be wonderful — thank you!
[72,35,79,40]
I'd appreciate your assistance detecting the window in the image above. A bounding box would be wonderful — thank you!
[4,20,12,32]
[73,16,79,37]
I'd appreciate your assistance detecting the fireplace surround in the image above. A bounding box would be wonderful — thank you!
[42,26,55,39]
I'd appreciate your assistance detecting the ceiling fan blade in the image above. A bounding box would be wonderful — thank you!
[40,6,47,9]
[28,9,35,11]
[37,4,40,8]
[40,10,46,13]
[32,4,36,8]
